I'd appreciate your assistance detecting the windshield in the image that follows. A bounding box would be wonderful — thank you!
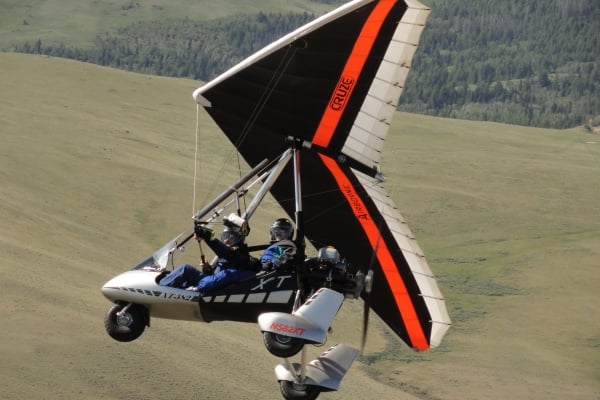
[131,233,184,270]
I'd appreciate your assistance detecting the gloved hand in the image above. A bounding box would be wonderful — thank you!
[194,225,214,241]
[201,262,213,274]
[262,262,273,271]
[273,254,290,267]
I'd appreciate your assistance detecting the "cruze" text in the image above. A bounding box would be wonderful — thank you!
[329,76,355,111]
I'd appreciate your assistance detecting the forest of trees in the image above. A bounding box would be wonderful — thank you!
[401,0,600,128]
[11,0,600,129]
[15,13,316,81]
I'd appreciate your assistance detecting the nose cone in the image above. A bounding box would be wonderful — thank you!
[101,272,134,301]
[101,275,121,301]
[100,270,161,303]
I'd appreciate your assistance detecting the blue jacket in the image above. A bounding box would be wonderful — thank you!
[205,239,252,270]
[260,239,297,271]
[194,238,255,292]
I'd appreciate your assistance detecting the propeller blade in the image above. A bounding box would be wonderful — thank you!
[360,269,374,354]
[362,215,380,354]
[361,294,370,353]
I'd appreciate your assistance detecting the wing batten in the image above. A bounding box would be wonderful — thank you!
[344,135,383,165]
[354,109,390,139]
[369,76,403,106]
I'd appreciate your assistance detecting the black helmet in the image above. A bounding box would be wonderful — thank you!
[269,218,294,241]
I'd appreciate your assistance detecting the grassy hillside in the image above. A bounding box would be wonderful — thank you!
[4,0,597,130]
[1,53,598,400]
[0,0,340,49]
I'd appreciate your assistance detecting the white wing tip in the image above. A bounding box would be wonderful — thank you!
[193,87,211,107]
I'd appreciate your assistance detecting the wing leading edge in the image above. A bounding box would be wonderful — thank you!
[193,0,451,350]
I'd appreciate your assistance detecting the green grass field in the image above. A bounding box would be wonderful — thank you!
[1,52,598,399]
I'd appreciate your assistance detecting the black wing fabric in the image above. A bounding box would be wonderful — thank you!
[194,0,450,350]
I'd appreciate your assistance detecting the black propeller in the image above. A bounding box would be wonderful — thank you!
[361,219,381,354]
[360,269,374,354]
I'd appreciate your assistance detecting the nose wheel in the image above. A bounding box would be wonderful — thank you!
[279,379,321,400]
[104,303,146,342]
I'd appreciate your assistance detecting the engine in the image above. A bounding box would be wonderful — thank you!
[302,247,364,299]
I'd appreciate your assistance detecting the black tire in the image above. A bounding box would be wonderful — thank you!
[263,331,305,358]
[104,303,146,342]
[280,380,321,400]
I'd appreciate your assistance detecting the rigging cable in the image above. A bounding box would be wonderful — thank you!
[195,47,298,219]
[234,45,300,150]
[192,44,298,221]
[192,104,202,217]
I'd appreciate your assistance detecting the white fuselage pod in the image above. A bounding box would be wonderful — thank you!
[101,270,203,322]
[258,288,344,345]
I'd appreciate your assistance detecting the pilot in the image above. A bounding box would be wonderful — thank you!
[159,215,255,292]
[260,218,297,271]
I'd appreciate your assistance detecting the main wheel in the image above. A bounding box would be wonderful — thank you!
[104,303,146,342]
[279,380,321,400]
[263,331,305,358]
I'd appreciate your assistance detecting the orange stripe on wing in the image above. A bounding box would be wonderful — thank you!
[313,0,397,147]
[319,154,429,350]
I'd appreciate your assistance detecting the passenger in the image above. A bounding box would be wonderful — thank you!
[260,218,297,271]
[159,216,255,293]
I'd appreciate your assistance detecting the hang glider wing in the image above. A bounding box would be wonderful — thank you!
[193,0,450,350]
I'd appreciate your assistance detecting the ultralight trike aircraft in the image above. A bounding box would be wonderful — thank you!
[101,1,451,399]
